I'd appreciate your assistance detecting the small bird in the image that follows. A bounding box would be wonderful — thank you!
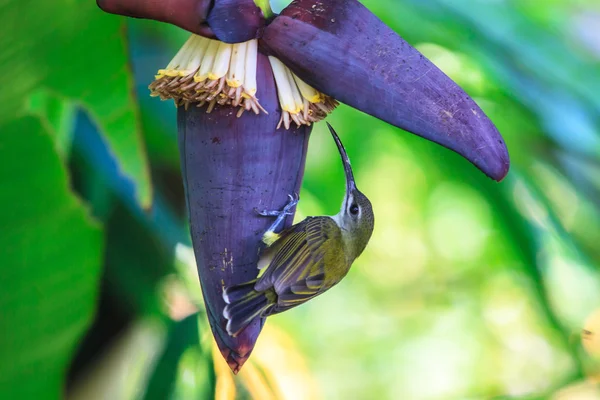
[222,123,375,337]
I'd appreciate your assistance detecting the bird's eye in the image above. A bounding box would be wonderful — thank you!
[350,204,359,215]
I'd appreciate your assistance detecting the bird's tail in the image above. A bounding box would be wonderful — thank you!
[223,280,272,337]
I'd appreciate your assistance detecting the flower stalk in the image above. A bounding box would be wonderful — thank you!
[98,0,512,374]
[253,0,274,19]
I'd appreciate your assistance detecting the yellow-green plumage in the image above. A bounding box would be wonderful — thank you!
[223,123,375,337]
[256,216,346,310]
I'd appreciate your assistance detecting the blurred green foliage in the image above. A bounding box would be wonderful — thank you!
[1,0,600,399]
[0,117,102,398]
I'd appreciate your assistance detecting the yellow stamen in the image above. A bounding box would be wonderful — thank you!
[285,67,304,114]
[267,56,337,129]
[268,56,298,113]
[149,35,336,125]
[179,36,209,77]
[209,42,232,80]
[176,39,199,77]
[196,39,220,82]
[157,35,195,78]
[293,74,322,103]
[226,42,247,88]
[243,40,258,97]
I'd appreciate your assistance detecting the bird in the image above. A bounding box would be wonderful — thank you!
[222,122,375,337]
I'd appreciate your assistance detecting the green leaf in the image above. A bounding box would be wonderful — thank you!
[26,89,77,158]
[104,202,174,317]
[0,0,152,208]
[0,116,103,398]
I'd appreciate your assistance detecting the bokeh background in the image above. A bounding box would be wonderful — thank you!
[3,0,600,398]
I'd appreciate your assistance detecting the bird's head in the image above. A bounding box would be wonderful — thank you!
[327,123,375,260]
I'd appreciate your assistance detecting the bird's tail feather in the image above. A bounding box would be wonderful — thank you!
[223,280,271,337]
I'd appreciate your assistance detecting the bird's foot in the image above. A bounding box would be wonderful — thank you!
[255,194,299,217]
[257,194,299,233]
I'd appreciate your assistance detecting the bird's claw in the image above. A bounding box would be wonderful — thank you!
[283,193,300,211]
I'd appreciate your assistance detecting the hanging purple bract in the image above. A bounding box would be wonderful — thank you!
[176,54,314,372]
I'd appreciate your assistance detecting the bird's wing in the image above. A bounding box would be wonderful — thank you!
[255,217,342,313]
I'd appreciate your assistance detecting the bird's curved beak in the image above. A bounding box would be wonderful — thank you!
[327,122,356,194]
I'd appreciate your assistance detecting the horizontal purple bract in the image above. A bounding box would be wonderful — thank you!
[97,0,266,42]
[261,0,510,181]
[97,0,216,39]
[177,54,311,373]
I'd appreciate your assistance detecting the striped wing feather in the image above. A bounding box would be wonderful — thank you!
[255,217,343,314]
